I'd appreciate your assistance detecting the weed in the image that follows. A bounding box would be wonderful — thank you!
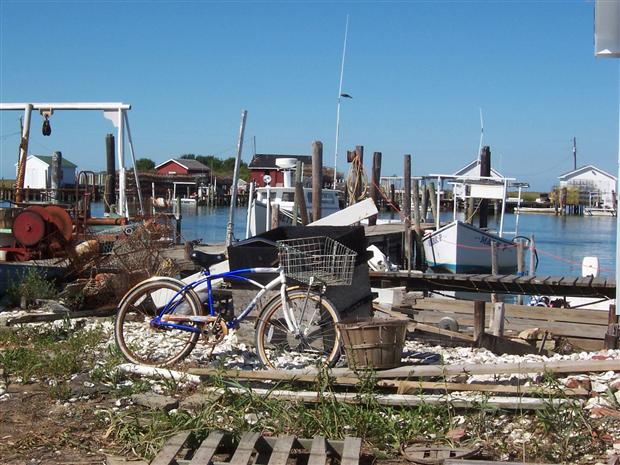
[6,268,58,307]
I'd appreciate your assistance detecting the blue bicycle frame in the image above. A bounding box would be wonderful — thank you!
[151,266,291,334]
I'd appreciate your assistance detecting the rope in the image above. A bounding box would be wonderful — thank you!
[346,152,368,204]
[370,179,406,221]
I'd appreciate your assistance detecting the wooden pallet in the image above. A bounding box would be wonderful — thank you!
[148,431,362,465]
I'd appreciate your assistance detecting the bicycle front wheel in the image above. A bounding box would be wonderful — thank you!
[115,277,203,367]
[255,288,341,369]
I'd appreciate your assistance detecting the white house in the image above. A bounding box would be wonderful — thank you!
[16,155,77,189]
[558,165,617,208]
[453,159,503,179]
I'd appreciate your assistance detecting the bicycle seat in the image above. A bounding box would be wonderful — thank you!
[190,250,226,269]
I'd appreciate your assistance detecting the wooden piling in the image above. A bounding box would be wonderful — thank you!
[369,152,382,225]
[466,198,475,224]
[529,235,536,275]
[404,155,412,271]
[421,182,428,222]
[312,141,323,222]
[175,197,182,245]
[473,300,485,343]
[491,241,498,304]
[490,302,505,337]
[428,183,438,224]
[604,304,619,350]
[412,179,421,228]
[295,181,309,225]
[271,203,280,230]
[517,241,525,305]
[292,161,302,226]
[479,145,491,229]
[390,184,396,209]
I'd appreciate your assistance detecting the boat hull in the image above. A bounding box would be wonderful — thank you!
[584,207,616,217]
[422,221,518,274]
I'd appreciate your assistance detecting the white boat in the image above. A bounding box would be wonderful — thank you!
[584,206,616,217]
[423,220,517,273]
[247,186,341,236]
[514,206,556,214]
[421,174,522,274]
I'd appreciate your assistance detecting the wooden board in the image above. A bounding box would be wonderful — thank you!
[151,431,191,465]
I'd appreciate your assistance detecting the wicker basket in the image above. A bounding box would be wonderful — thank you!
[337,318,408,370]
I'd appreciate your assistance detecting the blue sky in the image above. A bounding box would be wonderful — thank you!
[1,0,618,191]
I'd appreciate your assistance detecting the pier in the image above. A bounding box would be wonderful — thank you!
[369,270,615,298]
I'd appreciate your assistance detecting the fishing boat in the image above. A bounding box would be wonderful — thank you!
[247,186,340,237]
[584,206,616,217]
[422,174,521,274]
[423,220,518,273]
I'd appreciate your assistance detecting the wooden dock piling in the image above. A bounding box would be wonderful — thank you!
[403,155,412,271]
[369,151,382,225]
[312,141,323,221]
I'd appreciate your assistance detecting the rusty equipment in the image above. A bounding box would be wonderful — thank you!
[4,205,73,261]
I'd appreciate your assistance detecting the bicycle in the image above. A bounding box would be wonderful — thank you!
[114,236,357,370]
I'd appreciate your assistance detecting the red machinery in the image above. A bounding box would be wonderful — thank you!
[3,205,73,261]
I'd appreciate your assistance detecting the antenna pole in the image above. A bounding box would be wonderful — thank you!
[573,136,577,171]
[477,108,484,163]
[333,15,349,189]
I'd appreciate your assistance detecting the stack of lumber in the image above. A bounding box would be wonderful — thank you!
[400,298,610,351]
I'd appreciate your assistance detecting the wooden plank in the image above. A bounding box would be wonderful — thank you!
[409,298,609,325]
[151,431,192,465]
[411,312,607,339]
[208,387,573,411]
[229,432,260,465]
[188,431,225,465]
[307,436,327,465]
[266,436,294,465]
[340,437,361,465]
[444,461,554,465]
[374,358,620,379]
[393,380,588,397]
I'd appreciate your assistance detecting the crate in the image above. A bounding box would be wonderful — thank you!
[338,318,408,369]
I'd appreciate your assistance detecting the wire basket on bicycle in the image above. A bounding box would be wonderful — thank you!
[277,236,357,286]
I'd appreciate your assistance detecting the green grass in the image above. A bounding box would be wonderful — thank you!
[0,320,109,398]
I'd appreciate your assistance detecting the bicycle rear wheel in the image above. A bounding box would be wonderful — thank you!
[255,288,341,369]
[115,277,203,367]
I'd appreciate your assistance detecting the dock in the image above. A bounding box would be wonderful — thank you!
[369,270,615,298]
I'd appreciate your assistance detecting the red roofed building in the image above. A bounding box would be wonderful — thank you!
[155,158,210,176]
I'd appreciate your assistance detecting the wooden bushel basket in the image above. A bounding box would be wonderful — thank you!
[338,318,408,369]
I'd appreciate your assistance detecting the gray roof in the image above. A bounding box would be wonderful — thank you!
[155,158,210,172]
[31,155,77,168]
[249,154,311,169]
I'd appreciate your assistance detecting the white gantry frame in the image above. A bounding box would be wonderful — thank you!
[0,102,142,218]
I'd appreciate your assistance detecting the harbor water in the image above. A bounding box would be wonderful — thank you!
[175,205,616,279]
[11,201,616,279]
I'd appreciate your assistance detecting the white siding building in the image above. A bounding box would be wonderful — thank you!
[452,159,503,179]
[15,155,77,189]
[558,165,616,208]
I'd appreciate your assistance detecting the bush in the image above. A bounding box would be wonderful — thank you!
[6,268,58,307]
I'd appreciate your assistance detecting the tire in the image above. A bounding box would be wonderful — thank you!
[114,277,203,367]
[255,288,341,369]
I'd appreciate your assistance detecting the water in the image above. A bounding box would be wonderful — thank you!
[8,200,618,278]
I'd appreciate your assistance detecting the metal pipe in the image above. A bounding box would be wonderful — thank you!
[226,110,248,247]
[14,104,33,203]
[117,109,126,217]
[0,102,130,111]
[123,112,144,216]
[105,134,116,214]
